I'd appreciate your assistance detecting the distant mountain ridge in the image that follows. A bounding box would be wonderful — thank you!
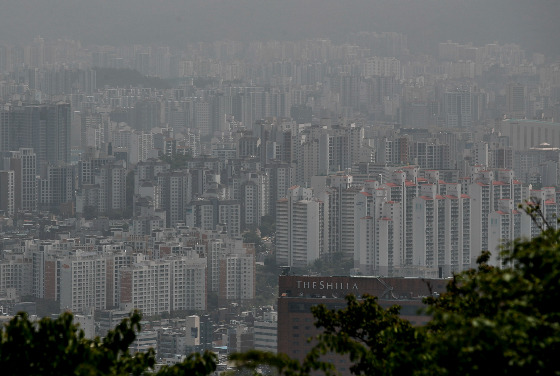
[95,68,171,89]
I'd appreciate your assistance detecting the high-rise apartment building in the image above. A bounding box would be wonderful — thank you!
[120,259,172,316]
[194,101,211,137]
[0,102,71,175]
[487,199,529,266]
[506,83,526,119]
[95,160,127,216]
[3,148,37,212]
[219,252,255,306]
[38,163,75,211]
[265,162,294,216]
[412,184,471,277]
[409,141,451,170]
[206,238,225,294]
[59,252,107,313]
[375,201,403,276]
[376,137,409,165]
[444,89,472,128]
[275,186,325,268]
[319,178,362,261]
[0,252,32,297]
[170,254,207,311]
[105,250,135,309]
[186,198,241,237]
[157,170,192,227]
[467,167,523,266]
[0,170,15,216]
[233,171,269,231]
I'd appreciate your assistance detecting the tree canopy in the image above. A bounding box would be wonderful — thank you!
[94,68,171,89]
[160,153,192,170]
[243,230,268,253]
[297,252,353,277]
[259,215,275,238]
[0,310,216,376]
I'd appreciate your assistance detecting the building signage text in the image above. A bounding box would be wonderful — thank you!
[296,280,359,290]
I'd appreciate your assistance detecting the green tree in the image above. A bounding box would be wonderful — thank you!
[207,291,219,310]
[83,205,98,220]
[0,310,217,376]
[259,215,275,238]
[306,252,353,276]
[255,255,279,306]
[231,207,560,375]
[160,153,192,170]
[243,230,267,253]
[94,68,171,89]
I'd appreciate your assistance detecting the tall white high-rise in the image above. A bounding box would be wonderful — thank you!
[412,184,472,277]
[219,252,255,305]
[95,160,127,215]
[488,199,530,266]
[59,252,107,314]
[171,254,207,311]
[120,259,172,316]
[4,148,37,212]
[275,186,325,268]
[157,170,192,226]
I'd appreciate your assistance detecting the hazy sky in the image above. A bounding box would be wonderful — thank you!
[1,0,558,56]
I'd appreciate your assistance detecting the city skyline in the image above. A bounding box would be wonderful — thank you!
[0,2,559,369]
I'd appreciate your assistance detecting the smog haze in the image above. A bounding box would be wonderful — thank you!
[0,0,558,55]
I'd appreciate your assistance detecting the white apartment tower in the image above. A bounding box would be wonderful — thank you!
[275,186,325,268]
[206,238,226,293]
[375,201,403,276]
[171,254,207,311]
[488,199,529,266]
[0,252,32,297]
[105,251,134,309]
[157,170,192,227]
[412,183,472,277]
[59,252,107,314]
[219,252,255,305]
[4,148,37,212]
[468,168,523,266]
[120,260,172,316]
[445,89,472,128]
[96,160,126,216]
[319,177,361,261]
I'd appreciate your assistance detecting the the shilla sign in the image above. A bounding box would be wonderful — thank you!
[296,280,359,290]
